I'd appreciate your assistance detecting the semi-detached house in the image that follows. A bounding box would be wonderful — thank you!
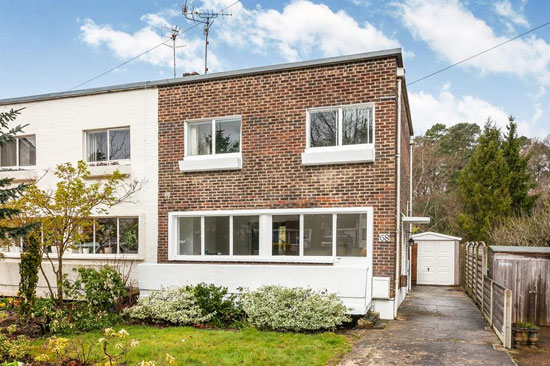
[0,48,414,319]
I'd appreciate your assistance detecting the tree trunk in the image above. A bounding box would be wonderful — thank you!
[56,249,64,308]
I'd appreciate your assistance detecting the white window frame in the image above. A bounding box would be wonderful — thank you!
[84,127,131,163]
[305,102,375,151]
[180,115,243,172]
[302,103,375,165]
[0,134,37,169]
[168,207,373,263]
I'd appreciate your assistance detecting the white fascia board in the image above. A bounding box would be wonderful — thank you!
[301,144,375,166]
[179,154,242,172]
[402,216,431,224]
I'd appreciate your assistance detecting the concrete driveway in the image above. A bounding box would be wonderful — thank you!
[340,286,515,365]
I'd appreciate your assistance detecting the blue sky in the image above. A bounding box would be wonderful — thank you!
[1,0,549,137]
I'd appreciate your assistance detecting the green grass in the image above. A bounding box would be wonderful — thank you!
[32,325,351,366]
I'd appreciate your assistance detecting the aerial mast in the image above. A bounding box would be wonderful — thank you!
[182,1,232,74]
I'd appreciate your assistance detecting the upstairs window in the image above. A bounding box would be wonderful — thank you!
[186,117,241,157]
[86,128,130,162]
[0,135,36,167]
[307,104,374,148]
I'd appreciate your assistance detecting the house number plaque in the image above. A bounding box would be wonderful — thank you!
[379,233,390,242]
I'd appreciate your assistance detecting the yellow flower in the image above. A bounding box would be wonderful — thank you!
[7,298,13,302]
[165,353,176,365]
[0,303,6,308]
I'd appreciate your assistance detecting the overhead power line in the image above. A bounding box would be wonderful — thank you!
[69,1,240,91]
[407,19,550,87]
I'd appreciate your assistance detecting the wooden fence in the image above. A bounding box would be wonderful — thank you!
[464,242,512,349]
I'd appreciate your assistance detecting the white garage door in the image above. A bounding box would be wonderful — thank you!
[417,240,455,285]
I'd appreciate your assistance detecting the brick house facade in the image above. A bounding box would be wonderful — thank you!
[142,49,414,318]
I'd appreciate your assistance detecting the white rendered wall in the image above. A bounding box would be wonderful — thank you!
[139,263,371,315]
[0,88,158,296]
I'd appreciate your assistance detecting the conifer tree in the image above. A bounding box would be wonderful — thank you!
[0,108,33,248]
[458,121,512,242]
[502,116,537,216]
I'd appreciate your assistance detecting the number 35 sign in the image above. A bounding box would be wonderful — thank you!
[378,233,391,242]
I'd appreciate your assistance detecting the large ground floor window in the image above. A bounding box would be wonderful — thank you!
[169,208,372,262]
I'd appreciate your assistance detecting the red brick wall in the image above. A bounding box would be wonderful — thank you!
[157,57,402,291]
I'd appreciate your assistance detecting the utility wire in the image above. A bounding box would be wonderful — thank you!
[407,20,550,86]
[69,0,240,91]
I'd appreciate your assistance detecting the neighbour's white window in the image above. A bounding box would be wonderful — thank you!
[86,128,130,162]
[307,104,373,148]
[72,217,139,255]
[0,135,36,167]
[172,209,368,260]
[186,117,241,156]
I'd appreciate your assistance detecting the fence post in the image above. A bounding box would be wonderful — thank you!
[489,279,494,326]
[504,289,512,349]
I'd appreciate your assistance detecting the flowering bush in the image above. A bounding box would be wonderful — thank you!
[186,283,244,327]
[0,334,30,363]
[127,287,214,325]
[242,286,350,331]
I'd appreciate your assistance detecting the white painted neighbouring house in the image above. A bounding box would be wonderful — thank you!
[0,86,158,295]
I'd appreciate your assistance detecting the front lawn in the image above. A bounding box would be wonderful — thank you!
[32,325,351,366]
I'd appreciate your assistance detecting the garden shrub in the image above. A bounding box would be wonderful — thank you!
[17,234,41,320]
[0,334,31,362]
[242,286,350,331]
[62,266,127,331]
[126,287,214,325]
[186,283,244,327]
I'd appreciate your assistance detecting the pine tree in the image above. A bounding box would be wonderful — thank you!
[0,108,33,246]
[458,121,512,242]
[502,116,537,216]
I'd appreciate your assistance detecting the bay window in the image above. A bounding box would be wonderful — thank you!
[86,127,130,162]
[0,135,36,168]
[170,208,372,261]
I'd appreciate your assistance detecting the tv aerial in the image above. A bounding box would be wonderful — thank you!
[162,25,186,78]
[182,0,232,74]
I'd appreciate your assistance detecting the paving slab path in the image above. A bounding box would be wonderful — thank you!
[340,286,516,366]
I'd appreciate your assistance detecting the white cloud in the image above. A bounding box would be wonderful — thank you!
[80,14,217,73]
[494,0,530,29]
[201,0,400,62]
[395,0,550,85]
[409,85,543,137]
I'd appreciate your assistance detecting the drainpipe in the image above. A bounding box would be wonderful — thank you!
[408,138,414,291]
[394,68,404,318]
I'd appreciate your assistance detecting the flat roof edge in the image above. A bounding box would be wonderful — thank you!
[0,48,402,105]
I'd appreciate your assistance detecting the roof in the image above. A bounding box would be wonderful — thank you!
[490,246,550,254]
[0,48,403,106]
[411,231,462,241]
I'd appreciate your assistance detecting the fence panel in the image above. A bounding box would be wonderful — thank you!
[464,242,512,349]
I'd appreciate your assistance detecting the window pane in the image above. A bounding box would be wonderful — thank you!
[109,129,131,160]
[178,217,201,255]
[343,107,372,145]
[0,140,16,167]
[304,214,332,256]
[73,221,94,254]
[204,216,230,255]
[18,136,36,166]
[188,121,212,156]
[233,216,259,255]
[87,131,107,162]
[310,109,337,147]
[337,214,367,257]
[215,119,241,154]
[95,218,117,254]
[272,215,299,256]
[119,218,139,254]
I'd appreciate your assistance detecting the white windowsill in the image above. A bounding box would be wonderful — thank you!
[301,144,375,166]
[0,252,144,261]
[0,168,37,183]
[168,255,339,263]
[179,153,242,172]
[86,163,132,178]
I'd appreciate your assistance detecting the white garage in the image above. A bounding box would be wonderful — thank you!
[411,232,461,286]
